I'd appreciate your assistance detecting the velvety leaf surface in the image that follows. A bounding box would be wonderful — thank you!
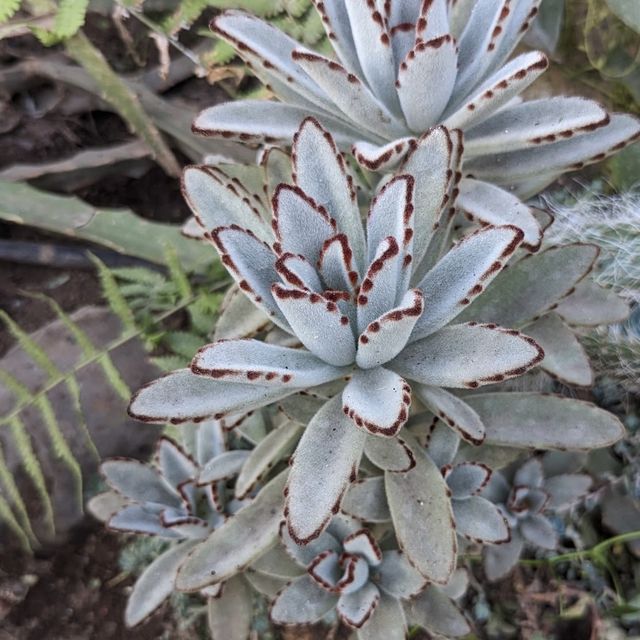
[125,541,197,627]
[192,339,348,387]
[342,476,391,522]
[270,575,338,625]
[176,472,287,591]
[385,435,456,584]
[356,289,424,369]
[523,314,592,386]
[365,436,415,472]
[393,323,543,388]
[415,385,485,445]
[458,244,599,327]
[452,496,510,543]
[554,280,630,326]
[377,550,426,600]
[235,420,302,499]
[405,585,471,638]
[285,395,366,544]
[411,225,524,340]
[357,595,407,640]
[128,369,295,424]
[457,180,541,250]
[466,393,625,450]
[544,474,592,511]
[337,583,381,628]
[272,284,356,366]
[199,450,250,483]
[484,531,524,581]
[207,575,253,640]
[342,368,411,437]
[293,117,366,270]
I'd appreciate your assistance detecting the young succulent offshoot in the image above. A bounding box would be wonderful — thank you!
[195,0,640,201]
[129,118,625,592]
[271,514,471,638]
[89,420,256,633]
[481,452,593,581]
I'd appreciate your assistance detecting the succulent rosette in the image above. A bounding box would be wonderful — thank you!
[270,514,471,638]
[89,420,255,630]
[194,0,640,201]
[481,452,593,581]
[129,118,625,591]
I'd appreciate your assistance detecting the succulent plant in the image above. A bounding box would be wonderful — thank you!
[481,452,593,581]
[271,514,471,638]
[194,0,640,202]
[88,419,259,633]
[128,118,626,603]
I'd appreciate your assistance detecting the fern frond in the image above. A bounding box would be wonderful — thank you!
[90,255,137,332]
[107,267,167,288]
[151,355,187,372]
[0,0,21,23]
[165,245,192,301]
[0,440,38,547]
[165,331,203,360]
[53,0,89,38]
[0,492,31,552]
[36,395,83,508]
[0,310,61,379]
[7,412,56,536]
[96,353,131,402]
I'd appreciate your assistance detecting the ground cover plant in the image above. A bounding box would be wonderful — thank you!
[0,0,639,639]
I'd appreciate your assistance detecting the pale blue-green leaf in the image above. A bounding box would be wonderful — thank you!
[465,393,625,450]
[207,575,253,640]
[235,420,302,499]
[554,279,630,326]
[338,583,381,628]
[523,314,593,386]
[357,595,407,640]
[365,436,415,472]
[273,284,356,366]
[270,575,338,624]
[176,471,287,591]
[385,435,457,584]
[125,541,197,627]
[483,530,524,581]
[128,369,295,424]
[415,386,486,445]
[405,585,471,637]
[411,225,524,340]
[342,367,411,437]
[192,339,348,387]
[199,451,250,483]
[452,496,510,543]
[445,462,491,498]
[393,323,543,388]
[285,395,366,544]
[458,244,599,327]
[544,474,592,511]
[456,180,541,249]
[342,476,391,523]
[520,514,557,549]
[377,550,426,600]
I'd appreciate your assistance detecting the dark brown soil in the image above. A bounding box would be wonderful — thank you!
[0,528,178,640]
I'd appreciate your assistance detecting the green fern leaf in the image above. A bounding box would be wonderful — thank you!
[36,394,83,508]
[151,355,188,372]
[165,331,204,360]
[0,441,37,547]
[165,245,192,301]
[0,492,32,552]
[108,267,167,288]
[0,310,61,380]
[6,411,56,537]
[0,0,20,23]
[90,255,137,332]
[53,0,89,39]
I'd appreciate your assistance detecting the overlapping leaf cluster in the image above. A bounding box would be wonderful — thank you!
[95,0,640,637]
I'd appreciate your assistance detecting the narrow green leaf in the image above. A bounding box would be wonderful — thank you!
[164,245,192,300]
[96,353,131,402]
[36,395,83,508]
[0,441,37,546]
[0,492,32,552]
[89,255,137,332]
[0,310,61,380]
[9,416,56,536]
[65,32,181,177]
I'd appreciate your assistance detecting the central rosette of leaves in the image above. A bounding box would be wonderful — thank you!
[129,117,546,546]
